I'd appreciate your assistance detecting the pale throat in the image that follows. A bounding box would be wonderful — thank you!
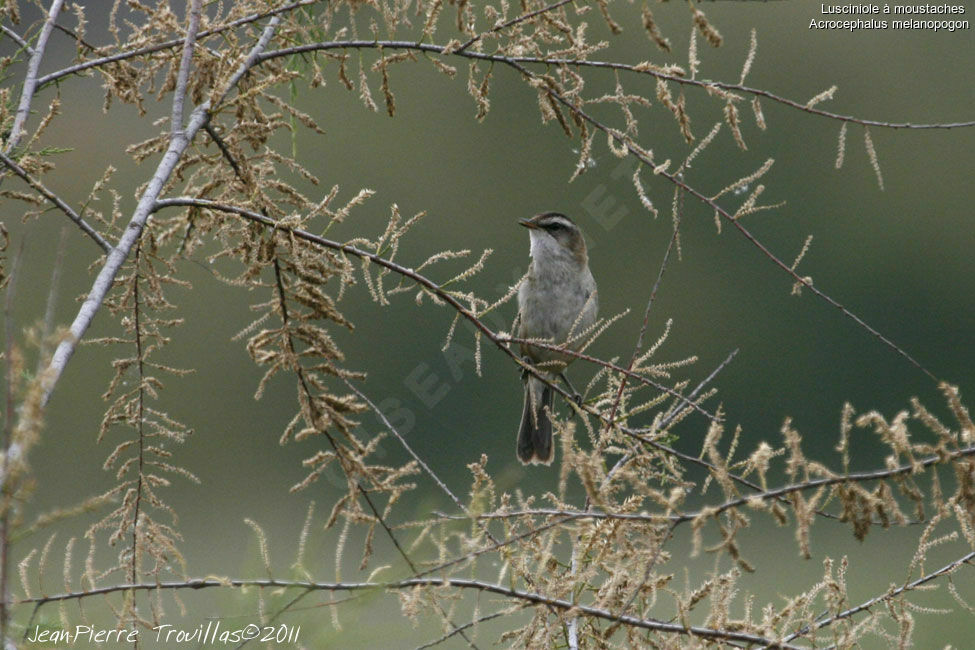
[528,231,564,262]
[528,231,585,269]
[528,231,543,259]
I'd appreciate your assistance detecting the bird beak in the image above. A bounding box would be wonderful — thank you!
[519,218,538,230]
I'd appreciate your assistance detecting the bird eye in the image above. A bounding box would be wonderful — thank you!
[545,222,563,231]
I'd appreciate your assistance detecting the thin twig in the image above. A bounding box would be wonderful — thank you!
[603,206,682,437]
[0,151,111,253]
[774,550,975,647]
[416,609,514,650]
[345,380,492,537]
[203,123,243,180]
[128,242,146,590]
[456,0,575,53]
[51,23,100,54]
[503,337,717,421]
[357,485,417,572]
[0,24,34,55]
[657,348,736,430]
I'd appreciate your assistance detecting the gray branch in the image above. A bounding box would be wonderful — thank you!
[40,15,284,407]
[2,0,65,155]
[170,0,203,135]
[0,24,34,56]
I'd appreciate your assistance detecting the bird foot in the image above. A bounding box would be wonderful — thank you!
[558,372,582,407]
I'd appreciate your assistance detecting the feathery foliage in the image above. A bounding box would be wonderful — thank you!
[0,0,972,648]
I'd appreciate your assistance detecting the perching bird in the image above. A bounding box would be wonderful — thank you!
[516,212,598,465]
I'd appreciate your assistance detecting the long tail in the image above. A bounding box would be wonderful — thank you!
[517,376,554,465]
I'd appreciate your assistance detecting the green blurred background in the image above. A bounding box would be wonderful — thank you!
[3,0,974,647]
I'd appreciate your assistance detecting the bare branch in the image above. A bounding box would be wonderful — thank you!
[15,577,809,648]
[0,151,111,253]
[416,609,514,650]
[2,0,65,155]
[0,24,33,56]
[253,41,975,130]
[171,0,204,135]
[345,380,474,521]
[657,348,737,431]
[603,208,683,436]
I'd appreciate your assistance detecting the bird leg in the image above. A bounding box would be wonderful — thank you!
[558,371,583,406]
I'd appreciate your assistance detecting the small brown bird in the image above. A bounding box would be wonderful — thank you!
[516,212,598,465]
